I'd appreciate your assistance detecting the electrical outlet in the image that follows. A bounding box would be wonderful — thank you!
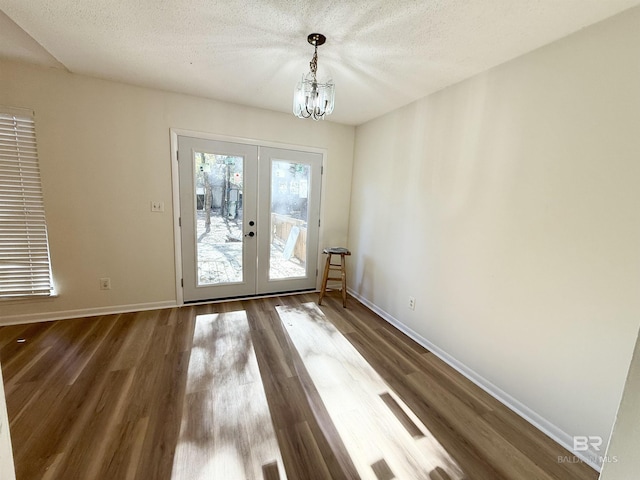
[100,277,111,290]
[408,296,416,310]
[151,201,164,212]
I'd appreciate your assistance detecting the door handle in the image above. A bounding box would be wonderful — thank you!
[244,231,255,238]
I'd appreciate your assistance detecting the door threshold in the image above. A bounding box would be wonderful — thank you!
[183,288,317,306]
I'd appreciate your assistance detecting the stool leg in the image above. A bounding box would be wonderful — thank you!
[341,253,347,308]
[318,254,331,305]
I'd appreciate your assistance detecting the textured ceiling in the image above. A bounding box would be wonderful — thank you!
[1,0,639,125]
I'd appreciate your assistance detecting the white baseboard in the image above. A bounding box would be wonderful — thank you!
[0,300,178,326]
[348,288,602,472]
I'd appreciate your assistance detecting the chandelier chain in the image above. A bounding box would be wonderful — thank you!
[310,47,318,80]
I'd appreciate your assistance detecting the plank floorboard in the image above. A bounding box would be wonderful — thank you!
[172,311,285,480]
[279,302,464,480]
[0,294,599,480]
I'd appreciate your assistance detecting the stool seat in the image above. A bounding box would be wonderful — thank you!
[319,247,351,307]
[323,247,350,255]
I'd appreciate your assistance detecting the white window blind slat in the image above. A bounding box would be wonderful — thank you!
[0,151,39,158]
[0,108,53,299]
[0,160,39,167]
[0,201,47,208]
[0,178,41,184]
[0,146,38,152]
[0,167,42,174]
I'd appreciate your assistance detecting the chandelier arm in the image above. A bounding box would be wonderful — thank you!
[300,104,312,118]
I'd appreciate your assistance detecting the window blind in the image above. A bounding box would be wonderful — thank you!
[0,108,53,298]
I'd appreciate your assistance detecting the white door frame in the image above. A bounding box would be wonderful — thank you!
[170,129,327,305]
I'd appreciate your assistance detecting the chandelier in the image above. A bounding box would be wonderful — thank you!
[293,33,335,120]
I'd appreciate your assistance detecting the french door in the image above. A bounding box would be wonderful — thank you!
[178,136,322,302]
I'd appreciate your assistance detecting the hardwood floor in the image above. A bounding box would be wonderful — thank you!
[0,293,598,479]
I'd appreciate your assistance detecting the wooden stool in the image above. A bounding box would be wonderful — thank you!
[318,247,351,308]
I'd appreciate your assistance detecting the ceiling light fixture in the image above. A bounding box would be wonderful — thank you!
[293,33,335,121]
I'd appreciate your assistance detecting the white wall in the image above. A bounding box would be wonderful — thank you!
[600,327,640,478]
[348,6,640,467]
[0,367,16,480]
[0,60,355,322]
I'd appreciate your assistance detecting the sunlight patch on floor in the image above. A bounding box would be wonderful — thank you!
[171,311,286,480]
[277,302,464,480]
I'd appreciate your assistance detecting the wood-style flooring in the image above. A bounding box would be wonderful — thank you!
[0,293,598,479]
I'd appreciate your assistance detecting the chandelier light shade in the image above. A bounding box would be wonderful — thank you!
[293,33,335,120]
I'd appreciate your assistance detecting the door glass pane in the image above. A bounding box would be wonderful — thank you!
[194,152,243,286]
[269,160,309,279]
